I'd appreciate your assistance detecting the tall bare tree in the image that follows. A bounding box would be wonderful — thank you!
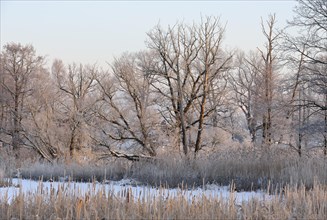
[52,60,98,159]
[305,59,327,155]
[288,0,326,66]
[22,67,62,162]
[146,16,232,156]
[257,14,281,147]
[0,43,44,157]
[229,51,262,143]
[280,41,308,156]
[230,15,281,148]
[285,0,327,155]
[193,17,232,154]
[146,22,194,155]
[94,52,160,157]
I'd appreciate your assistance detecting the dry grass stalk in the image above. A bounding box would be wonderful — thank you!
[1,180,326,219]
[17,150,327,192]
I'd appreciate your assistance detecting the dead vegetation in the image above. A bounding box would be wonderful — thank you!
[16,147,327,191]
[1,146,326,219]
[0,180,326,219]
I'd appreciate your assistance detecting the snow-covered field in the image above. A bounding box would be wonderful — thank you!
[0,178,270,204]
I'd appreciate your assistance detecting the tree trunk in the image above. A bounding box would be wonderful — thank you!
[324,94,327,156]
[12,81,20,155]
[260,14,278,148]
[195,68,209,154]
[298,87,303,157]
[69,126,76,158]
[177,71,188,155]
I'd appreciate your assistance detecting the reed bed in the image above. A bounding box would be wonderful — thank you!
[0,180,326,219]
[2,148,327,219]
[17,149,327,191]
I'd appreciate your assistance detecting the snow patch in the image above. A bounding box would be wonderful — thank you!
[0,178,271,204]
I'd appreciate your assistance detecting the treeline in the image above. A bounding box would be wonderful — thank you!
[0,0,326,163]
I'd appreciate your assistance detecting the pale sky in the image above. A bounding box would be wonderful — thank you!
[1,0,297,68]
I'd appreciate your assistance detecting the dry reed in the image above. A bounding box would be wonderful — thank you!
[1,180,326,219]
[18,149,327,191]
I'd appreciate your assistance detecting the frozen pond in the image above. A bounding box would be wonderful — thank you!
[0,178,271,204]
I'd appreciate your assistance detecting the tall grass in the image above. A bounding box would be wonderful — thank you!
[129,148,327,190]
[19,148,327,190]
[4,147,327,218]
[1,180,326,219]
[0,153,14,187]
[20,158,129,182]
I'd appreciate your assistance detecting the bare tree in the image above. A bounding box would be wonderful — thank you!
[280,42,308,156]
[22,67,62,162]
[285,0,327,155]
[0,57,11,144]
[146,16,232,156]
[146,22,194,155]
[230,15,281,148]
[305,59,327,155]
[288,0,326,66]
[94,52,160,157]
[52,60,98,159]
[229,51,262,143]
[193,17,233,154]
[0,43,44,157]
[257,14,281,147]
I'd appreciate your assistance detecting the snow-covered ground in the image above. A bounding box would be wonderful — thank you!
[0,178,271,204]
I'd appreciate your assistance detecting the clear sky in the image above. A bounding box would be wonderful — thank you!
[1,0,297,68]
